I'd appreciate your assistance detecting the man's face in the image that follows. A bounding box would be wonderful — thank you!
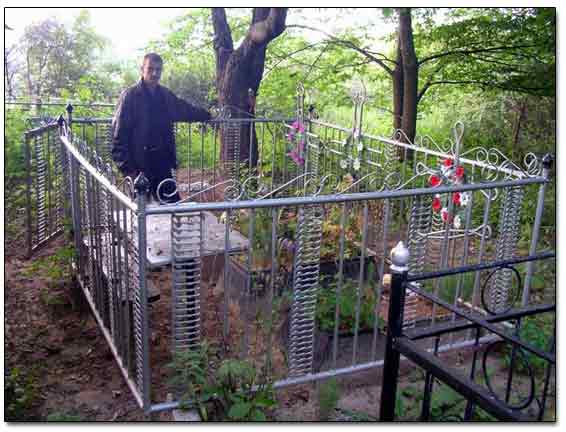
[141,59,162,88]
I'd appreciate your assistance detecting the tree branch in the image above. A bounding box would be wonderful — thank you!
[417,61,447,104]
[211,8,234,89]
[418,44,536,66]
[249,8,288,45]
[211,8,233,52]
[263,41,324,77]
[286,24,396,76]
[422,79,551,94]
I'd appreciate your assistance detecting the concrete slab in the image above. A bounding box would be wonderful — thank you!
[112,205,249,269]
[145,210,249,268]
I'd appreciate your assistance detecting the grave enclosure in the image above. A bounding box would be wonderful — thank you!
[23,83,555,419]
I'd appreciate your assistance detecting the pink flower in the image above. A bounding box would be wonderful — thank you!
[441,208,450,222]
[288,150,305,166]
[291,120,305,133]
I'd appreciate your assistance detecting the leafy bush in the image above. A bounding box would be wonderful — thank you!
[167,343,276,421]
[316,276,383,334]
[317,378,340,420]
[5,367,40,421]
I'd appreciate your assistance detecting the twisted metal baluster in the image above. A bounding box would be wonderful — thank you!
[487,186,524,313]
[407,195,432,276]
[288,204,324,376]
[171,212,203,352]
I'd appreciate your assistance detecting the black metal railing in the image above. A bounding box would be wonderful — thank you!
[379,244,555,422]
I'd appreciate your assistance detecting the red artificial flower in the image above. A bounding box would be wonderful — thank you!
[429,175,441,187]
[453,192,461,205]
[443,158,453,167]
[432,197,442,212]
[455,165,465,178]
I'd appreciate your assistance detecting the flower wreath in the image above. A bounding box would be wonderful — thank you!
[287,120,306,166]
[429,158,470,228]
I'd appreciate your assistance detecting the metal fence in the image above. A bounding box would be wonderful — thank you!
[379,243,555,421]
[23,83,555,418]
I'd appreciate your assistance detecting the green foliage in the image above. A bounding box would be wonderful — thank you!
[504,314,554,375]
[316,275,383,334]
[24,245,75,281]
[417,8,555,99]
[394,394,406,418]
[317,378,340,420]
[436,272,476,304]
[213,359,276,421]
[166,342,212,419]
[46,412,84,422]
[4,108,29,180]
[16,12,108,99]
[167,343,276,421]
[5,367,40,421]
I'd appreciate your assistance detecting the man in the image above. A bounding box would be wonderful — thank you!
[111,53,211,203]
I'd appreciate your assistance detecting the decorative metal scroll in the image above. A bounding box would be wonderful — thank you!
[478,263,546,418]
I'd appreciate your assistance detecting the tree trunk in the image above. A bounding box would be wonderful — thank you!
[212,8,287,169]
[399,8,418,147]
[511,99,527,159]
[392,34,404,132]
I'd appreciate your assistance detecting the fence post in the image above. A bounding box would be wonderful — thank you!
[521,153,553,306]
[24,130,33,258]
[379,241,409,421]
[134,173,151,413]
[57,115,72,233]
[66,103,73,139]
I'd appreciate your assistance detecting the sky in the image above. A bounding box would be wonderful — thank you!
[5,8,188,61]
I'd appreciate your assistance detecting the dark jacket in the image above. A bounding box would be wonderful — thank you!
[111,79,211,174]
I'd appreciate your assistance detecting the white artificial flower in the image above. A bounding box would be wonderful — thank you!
[340,159,348,169]
[453,214,462,229]
[353,158,361,171]
[357,142,364,151]
[460,192,470,206]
